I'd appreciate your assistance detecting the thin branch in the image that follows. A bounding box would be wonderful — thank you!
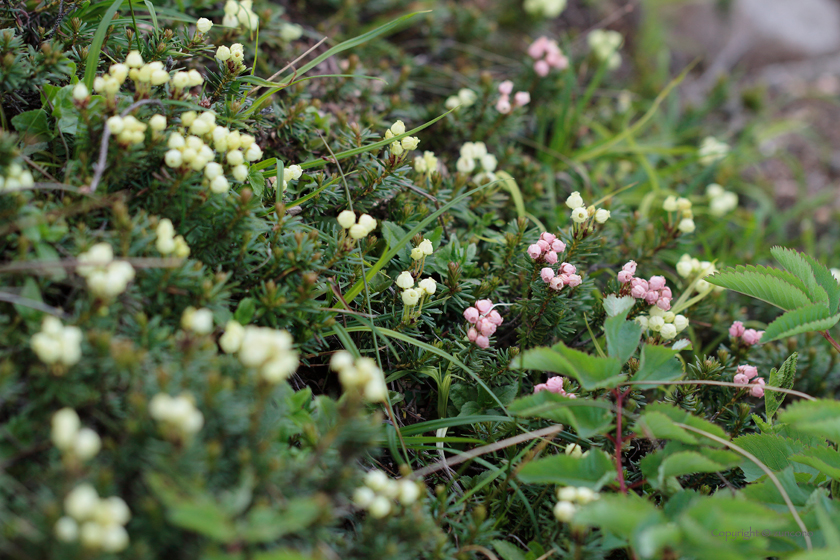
[0,292,70,319]
[624,380,816,401]
[0,257,184,275]
[412,425,563,478]
[89,100,165,193]
[247,37,328,96]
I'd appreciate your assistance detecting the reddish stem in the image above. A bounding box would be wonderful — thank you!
[613,387,631,494]
[822,330,840,354]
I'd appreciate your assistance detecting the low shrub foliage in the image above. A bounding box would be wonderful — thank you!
[2,1,839,559]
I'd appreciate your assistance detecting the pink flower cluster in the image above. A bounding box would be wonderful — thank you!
[528,36,569,77]
[541,263,582,291]
[534,376,576,398]
[618,261,672,311]
[496,81,531,114]
[527,232,566,264]
[464,299,504,349]
[729,321,763,346]
[733,364,765,397]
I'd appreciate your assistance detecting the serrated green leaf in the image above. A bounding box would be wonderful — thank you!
[508,391,613,438]
[799,252,840,313]
[771,246,828,305]
[604,314,642,364]
[634,411,698,445]
[511,343,624,390]
[761,303,840,343]
[491,540,527,560]
[573,493,662,538]
[633,344,683,383]
[659,450,740,480]
[706,266,814,311]
[604,294,636,317]
[731,433,824,481]
[765,353,797,421]
[790,447,840,480]
[777,399,840,444]
[644,403,730,446]
[517,449,616,489]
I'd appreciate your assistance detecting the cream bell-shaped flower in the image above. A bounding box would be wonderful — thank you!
[571,207,588,223]
[196,18,213,34]
[418,238,434,256]
[565,191,584,209]
[51,408,81,450]
[396,271,414,289]
[594,208,611,223]
[219,320,245,353]
[418,278,437,295]
[402,288,420,306]
[181,307,214,334]
[337,210,356,229]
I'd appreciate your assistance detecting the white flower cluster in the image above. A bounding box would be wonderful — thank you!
[565,191,611,225]
[553,486,600,523]
[444,88,477,110]
[155,218,190,258]
[216,43,246,71]
[181,306,214,335]
[524,0,567,18]
[164,111,264,195]
[455,141,495,176]
[676,254,719,292]
[413,151,439,176]
[329,351,388,402]
[396,271,436,319]
[587,30,622,70]
[170,69,204,91]
[663,195,695,233]
[105,114,147,145]
[336,210,377,240]
[410,237,434,261]
[220,322,300,383]
[384,120,420,156]
[635,307,689,340]
[55,484,130,552]
[564,443,589,458]
[282,164,303,191]
[0,161,35,191]
[353,470,423,518]
[223,0,258,30]
[149,393,205,436]
[93,51,178,100]
[51,408,101,462]
[76,243,136,299]
[698,136,729,166]
[706,183,738,217]
[31,317,83,366]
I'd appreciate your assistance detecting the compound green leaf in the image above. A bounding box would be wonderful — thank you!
[517,449,616,490]
[762,303,840,343]
[771,246,828,306]
[706,266,814,311]
[798,251,840,313]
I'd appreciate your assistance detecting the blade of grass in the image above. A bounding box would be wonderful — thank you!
[84,0,124,89]
[241,11,428,116]
[337,325,510,415]
[572,61,697,163]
